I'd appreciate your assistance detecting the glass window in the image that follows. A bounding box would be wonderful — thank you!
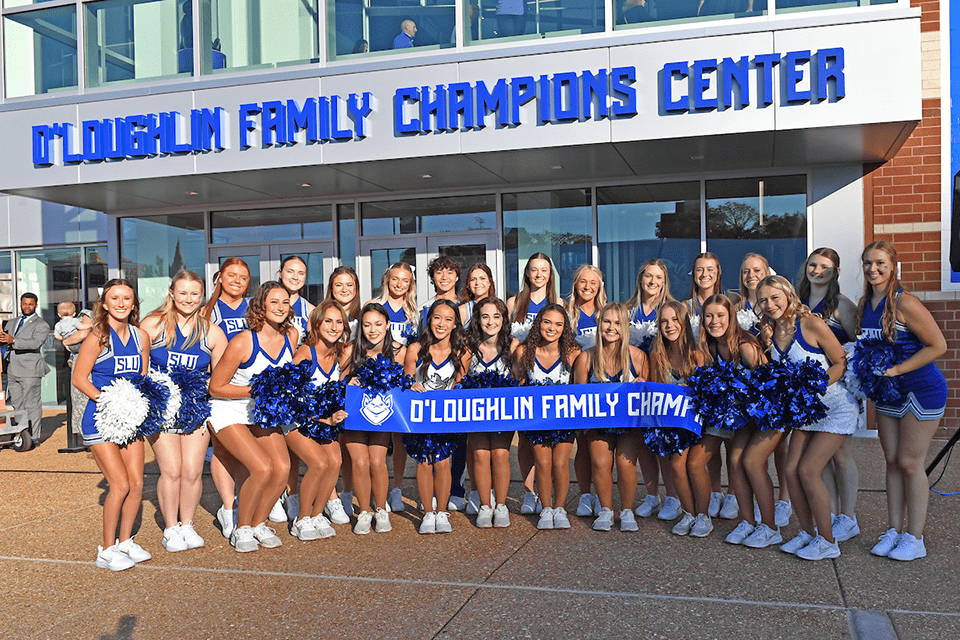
[337,204,357,270]
[616,0,764,30]
[469,0,603,45]
[4,5,78,97]
[120,213,206,312]
[211,205,333,244]
[201,0,319,73]
[85,246,109,310]
[503,189,591,299]
[84,0,191,88]
[597,182,701,303]
[329,0,455,60]
[369,247,416,300]
[41,202,109,244]
[775,0,895,15]
[706,175,807,293]
[361,195,495,236]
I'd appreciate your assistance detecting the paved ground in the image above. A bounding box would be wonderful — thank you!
[1,410,958,640]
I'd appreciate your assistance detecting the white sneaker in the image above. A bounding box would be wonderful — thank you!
[537,507,554,530]
[576,493,594,517]
[216,505,237,539]
[466,490,481,515]
[592,494,602,516]
[476,505,494,528]
[179,522,205,549]
[796,534,841,561]
[253,523,282,548]
[742,523,782,548]
[162,525,188,553]
[718,494,740,520]
[291,517,321,541]
[95,545,135,571]
[553,507,571,529]
[725,521,756,545]
[521,491,542,515]
[775,500,792,528]
[231,525,259,553]
[689,513,714,538]
[620,509,639,532]
[436,511,453,533]
[283,493,300,521]
[313,514,336,539]
[268,497,287,523]
[388,487,405,513]
[593,507,614,531]
[635,494,660,518]
[708,492,722,518]
[658,496,682,521]
[781,530,815,555]
[375,508,392,533]
[871,528,902,557]
[340,491,355,517]
[672,511,695,536]
[420,512,437,534]
[447,495,467,512]
[325,499,350,525]
[888,532,926,561]
[493,504,511,528]
[354,511,373,535]
[116,537,152,563]
[832,513,860,542]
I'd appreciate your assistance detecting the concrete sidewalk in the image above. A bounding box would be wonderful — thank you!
[1,410,958,639]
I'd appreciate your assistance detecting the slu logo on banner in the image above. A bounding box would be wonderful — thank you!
[360,392,395,426]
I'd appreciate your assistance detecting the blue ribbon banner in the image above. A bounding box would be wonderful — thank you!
[345,382,702,435]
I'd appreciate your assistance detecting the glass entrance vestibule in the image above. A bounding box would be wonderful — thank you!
[119,173,810,314]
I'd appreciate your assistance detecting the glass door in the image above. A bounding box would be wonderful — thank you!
[208,241,335,304]
[427,232,501,302]
[358,237,428,306]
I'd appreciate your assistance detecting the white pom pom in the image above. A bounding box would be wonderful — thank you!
[737,308,759,331]
[511,321,532,342]
[575,332,596,349]
[839,342,865,401]
[629,320,657,347]
[148,370,182,432]
[94,378,149,445]
[689,315,701,340]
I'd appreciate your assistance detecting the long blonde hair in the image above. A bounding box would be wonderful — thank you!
[377,262,418,324]
[145,270,210,350]
[625,258,674,315]
[756,275,811,350]
[698,294,765,368]
[592,302,635,383]
[648,300,703,382]
[566,265,607,335]
[739,252,773,306]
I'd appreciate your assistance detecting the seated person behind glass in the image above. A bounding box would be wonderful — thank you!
[55,301,93,356]
[353,39,369,54]
[620,0,657,24]
[393,20,417,49]
[698,0,753,16]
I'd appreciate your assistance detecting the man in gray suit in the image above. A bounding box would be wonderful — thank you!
[0,293,51,444]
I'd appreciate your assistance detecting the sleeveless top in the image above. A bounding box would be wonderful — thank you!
[150,325,212,372]
[290,297,311,345]
[804,297,851,344]
[469,351,510,376]
[770,320,829,370]
[574,308,597,339]
[415,356,457,391]
[860,293,924,360]
[226,332,294,389]
[588,357,638,383]
[384,300,413,338]
[210,298,249,342]
[461,300,477,324]
[632,304,657,324]
[518,297,546,324]
[529,354,570,384]
[307,345,341,385]
[90,327,144,391]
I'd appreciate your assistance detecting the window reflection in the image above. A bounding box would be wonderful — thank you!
[468,0,604,44]
[211,205,333,244]
[361,195,495,236]
[4,5,78,97]
[121,213,206,312]
[329,0,456,60]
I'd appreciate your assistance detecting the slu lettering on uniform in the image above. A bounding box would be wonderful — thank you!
[661,47,845,112]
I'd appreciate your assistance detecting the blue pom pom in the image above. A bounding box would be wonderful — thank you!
[402,433,459,463]
[687,360,752,432]
[643,427,701,457]
[852,337,906,404]
[168,366,212,433]
[456,370,520,390]
[249,361,312,430]
[745,359,829,432]
[354,354,414,395]
[399,324,419,345]
[134,373,171,438]
[298,380,346,442]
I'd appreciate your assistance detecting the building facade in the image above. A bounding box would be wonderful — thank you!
[0,0,951,437]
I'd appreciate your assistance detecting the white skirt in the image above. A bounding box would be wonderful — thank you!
[208,397,255,433]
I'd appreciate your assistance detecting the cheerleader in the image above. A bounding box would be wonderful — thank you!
[858,241,947,561]
[647,301,707,536]
[323,265,361,518]
[737,253,791,528]
[141,271,228,553]
[513,304,582,530]
[507,253,560,514]
[369,262,418,514]
[565,265,607,519]
[201,257,252,539]
[573,302,648,532]
[458,263,495,325]
[797,248,861,543]
[757,276,857,560]
[403,299,471,534]
[342,302,403,533]
[686,252,739,318]
[207,282,297,553]
[287,301,351,540]
[695,294,777,547]
[624,258,676,519]
[73,279,151,571]
[465,297,514,528]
